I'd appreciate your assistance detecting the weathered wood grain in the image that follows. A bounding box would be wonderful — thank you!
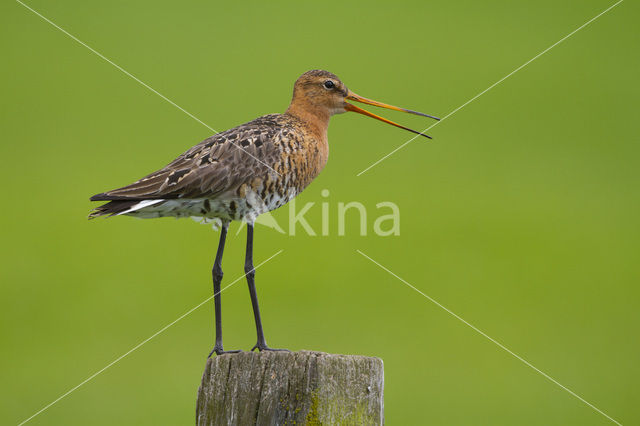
[196,351,384,425]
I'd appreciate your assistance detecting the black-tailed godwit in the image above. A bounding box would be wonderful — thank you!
[90,70,439,355]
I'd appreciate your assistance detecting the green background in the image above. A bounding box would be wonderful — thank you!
[1,0,638,424]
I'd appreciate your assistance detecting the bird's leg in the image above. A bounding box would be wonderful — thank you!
[245,223,288,353]
[209,221,241,357]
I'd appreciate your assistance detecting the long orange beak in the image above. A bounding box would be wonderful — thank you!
[345,91,439,139]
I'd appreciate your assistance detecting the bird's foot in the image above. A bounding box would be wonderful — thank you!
[208,345,242,358]
[251,342,290,352]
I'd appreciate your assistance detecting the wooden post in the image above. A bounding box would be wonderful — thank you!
[196,351,384,425]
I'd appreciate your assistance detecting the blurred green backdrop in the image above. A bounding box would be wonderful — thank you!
[1,0,638,424]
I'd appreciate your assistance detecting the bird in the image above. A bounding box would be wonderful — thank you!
[89,69,439,356]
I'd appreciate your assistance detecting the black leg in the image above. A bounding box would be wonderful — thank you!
[245,224,288,352]
[209,221,241,357]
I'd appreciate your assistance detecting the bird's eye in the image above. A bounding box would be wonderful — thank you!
[323,80,335,89]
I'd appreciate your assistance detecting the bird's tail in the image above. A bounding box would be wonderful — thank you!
[88,200,141,219]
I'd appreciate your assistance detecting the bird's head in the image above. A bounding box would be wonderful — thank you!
[286,69,439,138]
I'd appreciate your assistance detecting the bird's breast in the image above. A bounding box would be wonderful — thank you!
[276,130,328,193]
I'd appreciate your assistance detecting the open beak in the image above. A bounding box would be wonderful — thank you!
[345,91,439,139]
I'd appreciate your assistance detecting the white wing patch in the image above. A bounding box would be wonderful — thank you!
[118,199,165,216]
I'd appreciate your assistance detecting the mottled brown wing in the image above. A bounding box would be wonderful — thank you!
[90,119,284,202]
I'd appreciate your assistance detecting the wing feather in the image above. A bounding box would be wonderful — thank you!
[90,115,288,202]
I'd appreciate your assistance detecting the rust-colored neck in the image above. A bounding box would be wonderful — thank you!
[285,99,331,142]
